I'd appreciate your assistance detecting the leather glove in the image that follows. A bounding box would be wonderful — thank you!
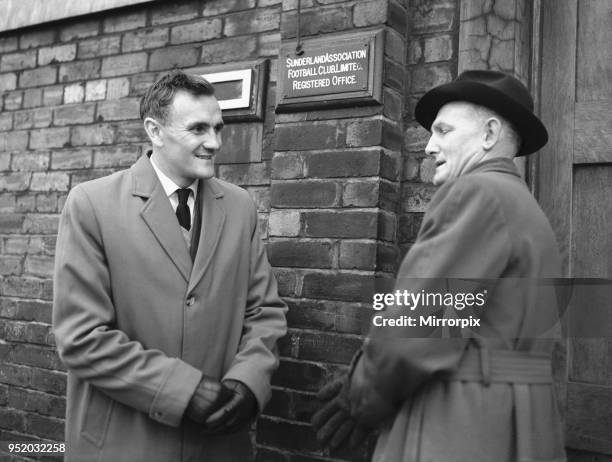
[311,376,369,450]
[185,376,233,424]
[204,379,257,433]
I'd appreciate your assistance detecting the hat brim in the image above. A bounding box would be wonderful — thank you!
[414,80,548,156]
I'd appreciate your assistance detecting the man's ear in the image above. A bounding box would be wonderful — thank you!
[143,117,164,147]
[482,117,502,151]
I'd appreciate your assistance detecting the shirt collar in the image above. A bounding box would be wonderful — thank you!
[150,155,198,198]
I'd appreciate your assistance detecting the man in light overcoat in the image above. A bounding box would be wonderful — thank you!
[53,70,287,461]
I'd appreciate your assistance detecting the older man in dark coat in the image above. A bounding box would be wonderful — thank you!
[313,71,566,462]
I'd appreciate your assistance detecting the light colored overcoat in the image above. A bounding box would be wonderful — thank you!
[349,158,566,462]
[53,154,287,462]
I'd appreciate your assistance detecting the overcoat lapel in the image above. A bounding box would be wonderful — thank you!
[188,178,226,294]
[131,155,192,282]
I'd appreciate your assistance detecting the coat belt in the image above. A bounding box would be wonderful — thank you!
[448,347,552,386]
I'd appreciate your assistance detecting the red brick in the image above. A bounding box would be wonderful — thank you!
[51,148,93,170]
[11,152,50,171]
[24,255,55,277]
[103,11,146,32]
[14,300,53,324]
[281,6,352,39]
[123,28,169,52]
[28,414,65,440]
[71,123,115,146]
[43,85,64,106]
[18,66,56,88]
[338,240,376,270]
[59,59,101,82]
[1,276,44,298]
[398,212,424,243]
[274,122,340,151]
[149,46,199,72]
[38,44,76,66]
[342,179,379,207]
[388,0,408,33]
[3,236,28,253]
[224,8,280,36]
[30,368,66,395]
[302,271,375,303]
[271,152,304,180]
[0,36,18,53]
[22,88,43,108]
[0,72,17,92]
[271,359,331,391]
[30,172,70,191]
[200,36,257,62]
[115,121,147,143]
[0,153,10,170]
[0,256,22,275]
[353,0,388,27]
[53,103,96,126]
[3,90,23,110]
[285,298,364,334]
[64,83,84,104]
[36,192,61,213]
[413,3,455,33]
[383,86,402,121]
[85,79,106,101]
[19,29,55,49]
[217,123,262,164]
[78,35,121,59]
[170,20,221,45]
[305,149,381,178]
[22,214,60,234]
[282,0,316,10]
[102,53,148,77]
[257,418,319,453]
[93,145,139,168]
[13,108,52,129]
[345,118,383,147]
[272,267,300,297]
[107,77,130,99]
[382,120,403,150]
[384,57,404,91]
[0,113,12,132]
[1,50,36,71]
[8,388,64,418]
[96,98,140,121]
[203,0,256,15]
[0,213,25,231]
[258,32,281,57]
[423,35,453,62]
[401,182,437,212]
[271,181,339,208]
[268,210,301,237]
[30,127,70,149]
[151,1,200,25]
[70,169,115,186]
[15,194,36,212]
[268,240,333,268]
[9,343,62,370]
[1,130,28,151]
[218,162,269,186]
[60,19,100,41]
[303,210,378,238]
[0,408,27,432]
[385,28,405,64]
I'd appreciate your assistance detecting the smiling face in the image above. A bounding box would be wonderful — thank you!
[148,91,224,187]
[425,101,488,186]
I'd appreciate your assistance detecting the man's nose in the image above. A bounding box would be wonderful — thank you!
[424,135,438,156]
[202,131,221,151]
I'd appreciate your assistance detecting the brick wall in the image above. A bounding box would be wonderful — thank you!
[0,1,460,460]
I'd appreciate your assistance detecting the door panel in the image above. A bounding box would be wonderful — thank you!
[539,0,612,456]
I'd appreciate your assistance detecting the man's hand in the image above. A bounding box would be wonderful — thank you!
[185,376,233,424]
[203,379,257,433]
[311,376,370,450]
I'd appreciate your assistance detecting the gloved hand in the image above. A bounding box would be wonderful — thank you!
[311,376,370,449]
[185,376,233,424]
[204,379,257,433]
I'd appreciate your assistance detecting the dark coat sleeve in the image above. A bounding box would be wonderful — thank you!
[348,177,513,424]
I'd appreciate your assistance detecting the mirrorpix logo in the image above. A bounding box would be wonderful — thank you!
[370,289,487,328]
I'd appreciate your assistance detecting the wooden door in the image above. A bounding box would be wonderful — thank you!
[538,0,612,456]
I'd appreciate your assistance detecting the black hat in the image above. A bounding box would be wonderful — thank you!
[414,70,548,156]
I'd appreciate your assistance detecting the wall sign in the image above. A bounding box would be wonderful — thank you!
[276,29,384,112]
[187,60,268,122]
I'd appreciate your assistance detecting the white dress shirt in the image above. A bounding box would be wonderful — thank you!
[150,157,198,244]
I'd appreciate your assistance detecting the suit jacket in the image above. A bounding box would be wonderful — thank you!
[53,154,287,462]
[349,158,566,461]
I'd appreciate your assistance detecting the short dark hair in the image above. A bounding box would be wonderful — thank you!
[139,70,215,123]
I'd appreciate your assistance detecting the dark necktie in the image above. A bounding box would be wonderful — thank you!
[176,188,191,231]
